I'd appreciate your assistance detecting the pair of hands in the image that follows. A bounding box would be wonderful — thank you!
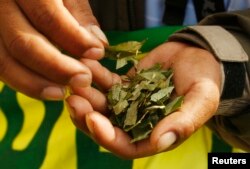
[0,0,222,159]
[67,42,222,158]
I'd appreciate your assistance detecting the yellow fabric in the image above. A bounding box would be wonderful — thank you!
[40,104,77,169]
[13,93,45,150]
[0,108,7,141]
[0,83,5,141]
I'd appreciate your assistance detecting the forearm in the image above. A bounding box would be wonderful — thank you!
[167,9,250,151]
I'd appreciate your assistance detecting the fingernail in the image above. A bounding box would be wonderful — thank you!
[41,86,65,100]
[86,114,94,134]
[69,74,91,88]
[90,25,108,45]
[157,132,177,152]
[82,47,104,59]
[65,101,76,120]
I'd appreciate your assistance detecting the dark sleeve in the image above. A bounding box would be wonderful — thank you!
[168,9,250,151]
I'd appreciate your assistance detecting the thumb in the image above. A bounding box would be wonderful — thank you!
[151,80,220,152]
[64,0,108,45]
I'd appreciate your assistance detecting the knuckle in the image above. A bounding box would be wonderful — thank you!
[204,94,219,112]
[7,33,32,55]
[78,8,94,18]
[30,3,59,31]
[66,0,97,24]
[176,114,196,138]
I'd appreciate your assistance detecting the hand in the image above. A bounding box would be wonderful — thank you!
[66,42,222,159]
[0,0,108,100]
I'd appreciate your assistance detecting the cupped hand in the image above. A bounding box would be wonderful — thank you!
[66,42,222,159]
[0,0,108,100]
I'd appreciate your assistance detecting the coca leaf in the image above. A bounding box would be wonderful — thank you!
[113,100,129,115]
[164,96,184,115]
[106,41,183,143]
[124,101,139,129]
[105,40,146,69]
[116,58,128,69]
[150,87,174,102]
[107,41,144,54]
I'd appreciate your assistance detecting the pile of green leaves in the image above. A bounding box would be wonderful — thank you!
[105,41,183,143]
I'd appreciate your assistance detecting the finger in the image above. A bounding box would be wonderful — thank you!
[87,112,159,159]
[70,58,122,115]
[81,59,121,90]
[151,80,220,153]
[65,95,93,135]
[71,86,108,114]
[63,0,108,45]
[67,98,156,159]
[66,92,158,159]
[16,0,105,59]
[0,2,92,88]
[0,40,65,100]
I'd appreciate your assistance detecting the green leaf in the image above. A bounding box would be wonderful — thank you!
[107,41,144,54]
[130,128,152,143]
[150,87,174,102]
[164,96,184,115]
[108,84,121,103]
[116,58,128,69]
[113,100,129,115]
[105,40,147,69]
[124,101,139,129]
